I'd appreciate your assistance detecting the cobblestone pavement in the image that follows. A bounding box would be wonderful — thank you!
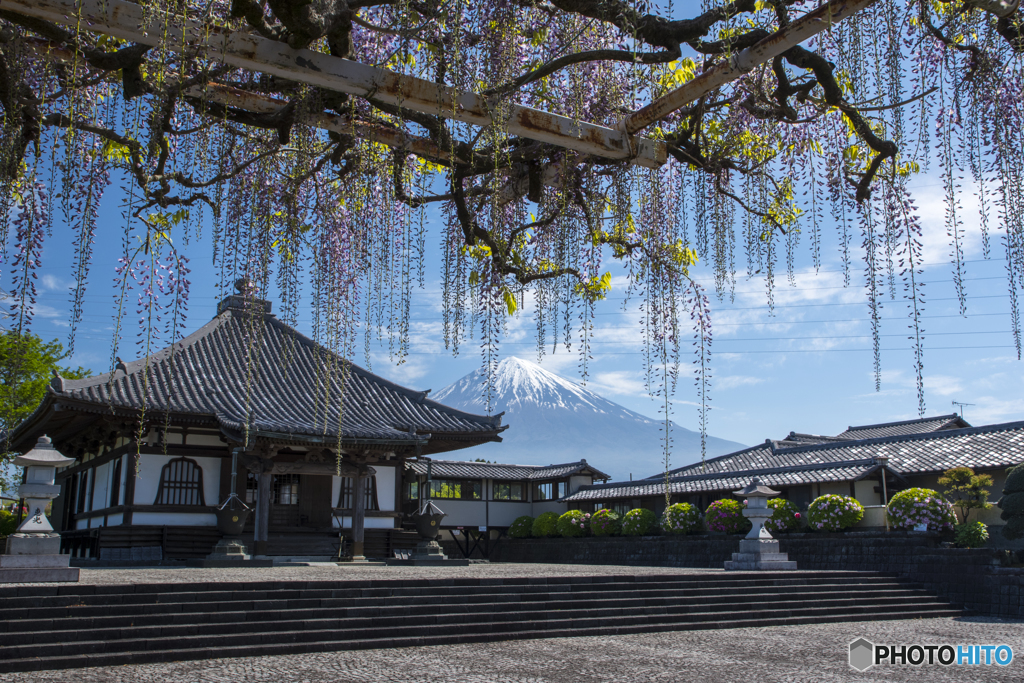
[18,563,724,586]
[2,617,1021,682]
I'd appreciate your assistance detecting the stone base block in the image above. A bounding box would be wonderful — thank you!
[724,559,799,571]
[728,551,792,563]
[0,567,80,583]
[5,533,61,555]
[385,558,470,567]
[190,558,274,568]
[0,554,71,568]
[738,539,780,554]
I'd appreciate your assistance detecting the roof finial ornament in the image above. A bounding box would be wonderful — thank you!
[235,277,254,296]
[115,357,128,374]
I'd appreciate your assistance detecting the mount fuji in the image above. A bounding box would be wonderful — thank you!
[433,357,746,481]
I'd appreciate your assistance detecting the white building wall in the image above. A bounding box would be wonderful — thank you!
[375,466,396,511]
[91,462,110,510]
[488,501,533,527]
[568,475,591,494]
[532,501,568,517]
[132,512,217,526]
[106,513,123,526]
[135,453,221,507]
[331,516,394,529]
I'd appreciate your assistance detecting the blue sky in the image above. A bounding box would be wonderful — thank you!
[12,163,1023,452]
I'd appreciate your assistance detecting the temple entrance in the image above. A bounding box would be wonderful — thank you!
[246,473,333,529]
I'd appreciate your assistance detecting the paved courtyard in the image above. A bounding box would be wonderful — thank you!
[0,616,1019,682]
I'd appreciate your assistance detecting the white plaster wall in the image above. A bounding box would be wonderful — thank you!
[186,433,226,447]
[92,461,110,510]
[331,516,394,529]
[106,513,123,526]
[488,501,533,527]
[414,499,486,527]
[531,501,568,517]
[135,453,221,506]
[331,476,341,507]
[569,475,591,494]
[132,512,217,526]
[817,482,851,498]
[854,479,878,505]
[375,466,396,511]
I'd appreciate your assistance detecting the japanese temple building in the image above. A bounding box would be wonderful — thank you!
[6,284,508,558]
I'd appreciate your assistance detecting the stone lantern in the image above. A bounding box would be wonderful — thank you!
[387,500,468,566]
[723,477,797,571]
[0,436,80,583]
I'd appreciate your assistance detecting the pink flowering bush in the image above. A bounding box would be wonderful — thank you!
[591,509,622,536]
[661,503,702,535]
[764,498,801,533]
[508,515,534,538]
[622,508,658,536]
[704,499,752,534]
[556,510,592,537]
[886,488,957,531]
[807,494,863,531]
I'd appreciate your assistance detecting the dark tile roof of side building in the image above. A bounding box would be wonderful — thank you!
[570,421,1024,504]
[834,414,969,440]
[407,459,611,482]
[14,291,505,450]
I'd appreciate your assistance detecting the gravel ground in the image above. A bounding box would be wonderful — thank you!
[2,617,1021,682]
[14,563,725,586]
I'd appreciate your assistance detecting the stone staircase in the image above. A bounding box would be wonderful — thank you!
[0,571,961,673]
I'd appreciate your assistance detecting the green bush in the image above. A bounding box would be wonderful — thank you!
[807,494,864,531]
[0,509,18,537]
[1001,464,1024,541]
[556,510,591,537]
[704,499,752,534]
[886,488,956,531]
[621,508,657,536]
[954,521,989,548]
[764,498,801,533]
[661,502,702,535]
[508,515,534,538]
[531,511,560,538]
[590,509,622,536]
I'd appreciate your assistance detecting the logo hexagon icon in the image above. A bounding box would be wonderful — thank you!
[849,638,875,671]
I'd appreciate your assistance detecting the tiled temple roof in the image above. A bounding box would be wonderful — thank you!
[21,293,504,449]
[407,459,610,481]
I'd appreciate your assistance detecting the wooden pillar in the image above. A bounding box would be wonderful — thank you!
[255,469,272,555]
[122,453,139,525]
[351,465,366,560]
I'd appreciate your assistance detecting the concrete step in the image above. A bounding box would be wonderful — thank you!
[0,606,962,673]
[0,580,915,621]
[0,592,946,647]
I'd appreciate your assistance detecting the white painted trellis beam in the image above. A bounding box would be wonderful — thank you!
[4,0,666,168]
[623,0,883,134]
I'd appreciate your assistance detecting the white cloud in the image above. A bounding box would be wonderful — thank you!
[715,375,766,390]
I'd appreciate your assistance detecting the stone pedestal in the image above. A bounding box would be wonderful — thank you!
[386,539,469,566]
[194,537,273,567]
[724,536,798,571]
[0,533,80,583]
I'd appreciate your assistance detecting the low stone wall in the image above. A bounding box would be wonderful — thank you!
[449,532,1023,619]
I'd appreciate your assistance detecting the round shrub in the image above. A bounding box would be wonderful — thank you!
[954,521,989,548]
[556,510,591,537]
[661,502,702,535]
[807,494,864,531]
[705,499,752,534]
[886,488,956,531]
[590,509,622,536]
[1001,464,1024,541]
[531,511,560,538]
[0,510,19,537]
[621,508,658,536]
[764,498,801,534]
[508,515,534,539]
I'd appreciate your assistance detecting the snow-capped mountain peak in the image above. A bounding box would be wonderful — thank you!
[433,357,745,480]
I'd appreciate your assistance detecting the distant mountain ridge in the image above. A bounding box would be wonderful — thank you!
[433,357,746,481]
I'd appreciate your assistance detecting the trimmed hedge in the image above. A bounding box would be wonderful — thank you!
[591,509,622,536]
[531,511,560,538]
[704,499,751,534]
[661,503,702,535]
[556,510,591,537]
[808,494,864,532]
[954,521,989,548]
[764,498,801,533]
[508,515,534,539]
[886,488,956,531]
[1001,464,1024,540]
[622,508,657,536]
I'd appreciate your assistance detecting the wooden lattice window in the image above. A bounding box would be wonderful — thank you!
[337,476,379,511]
[154,457,205,506]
